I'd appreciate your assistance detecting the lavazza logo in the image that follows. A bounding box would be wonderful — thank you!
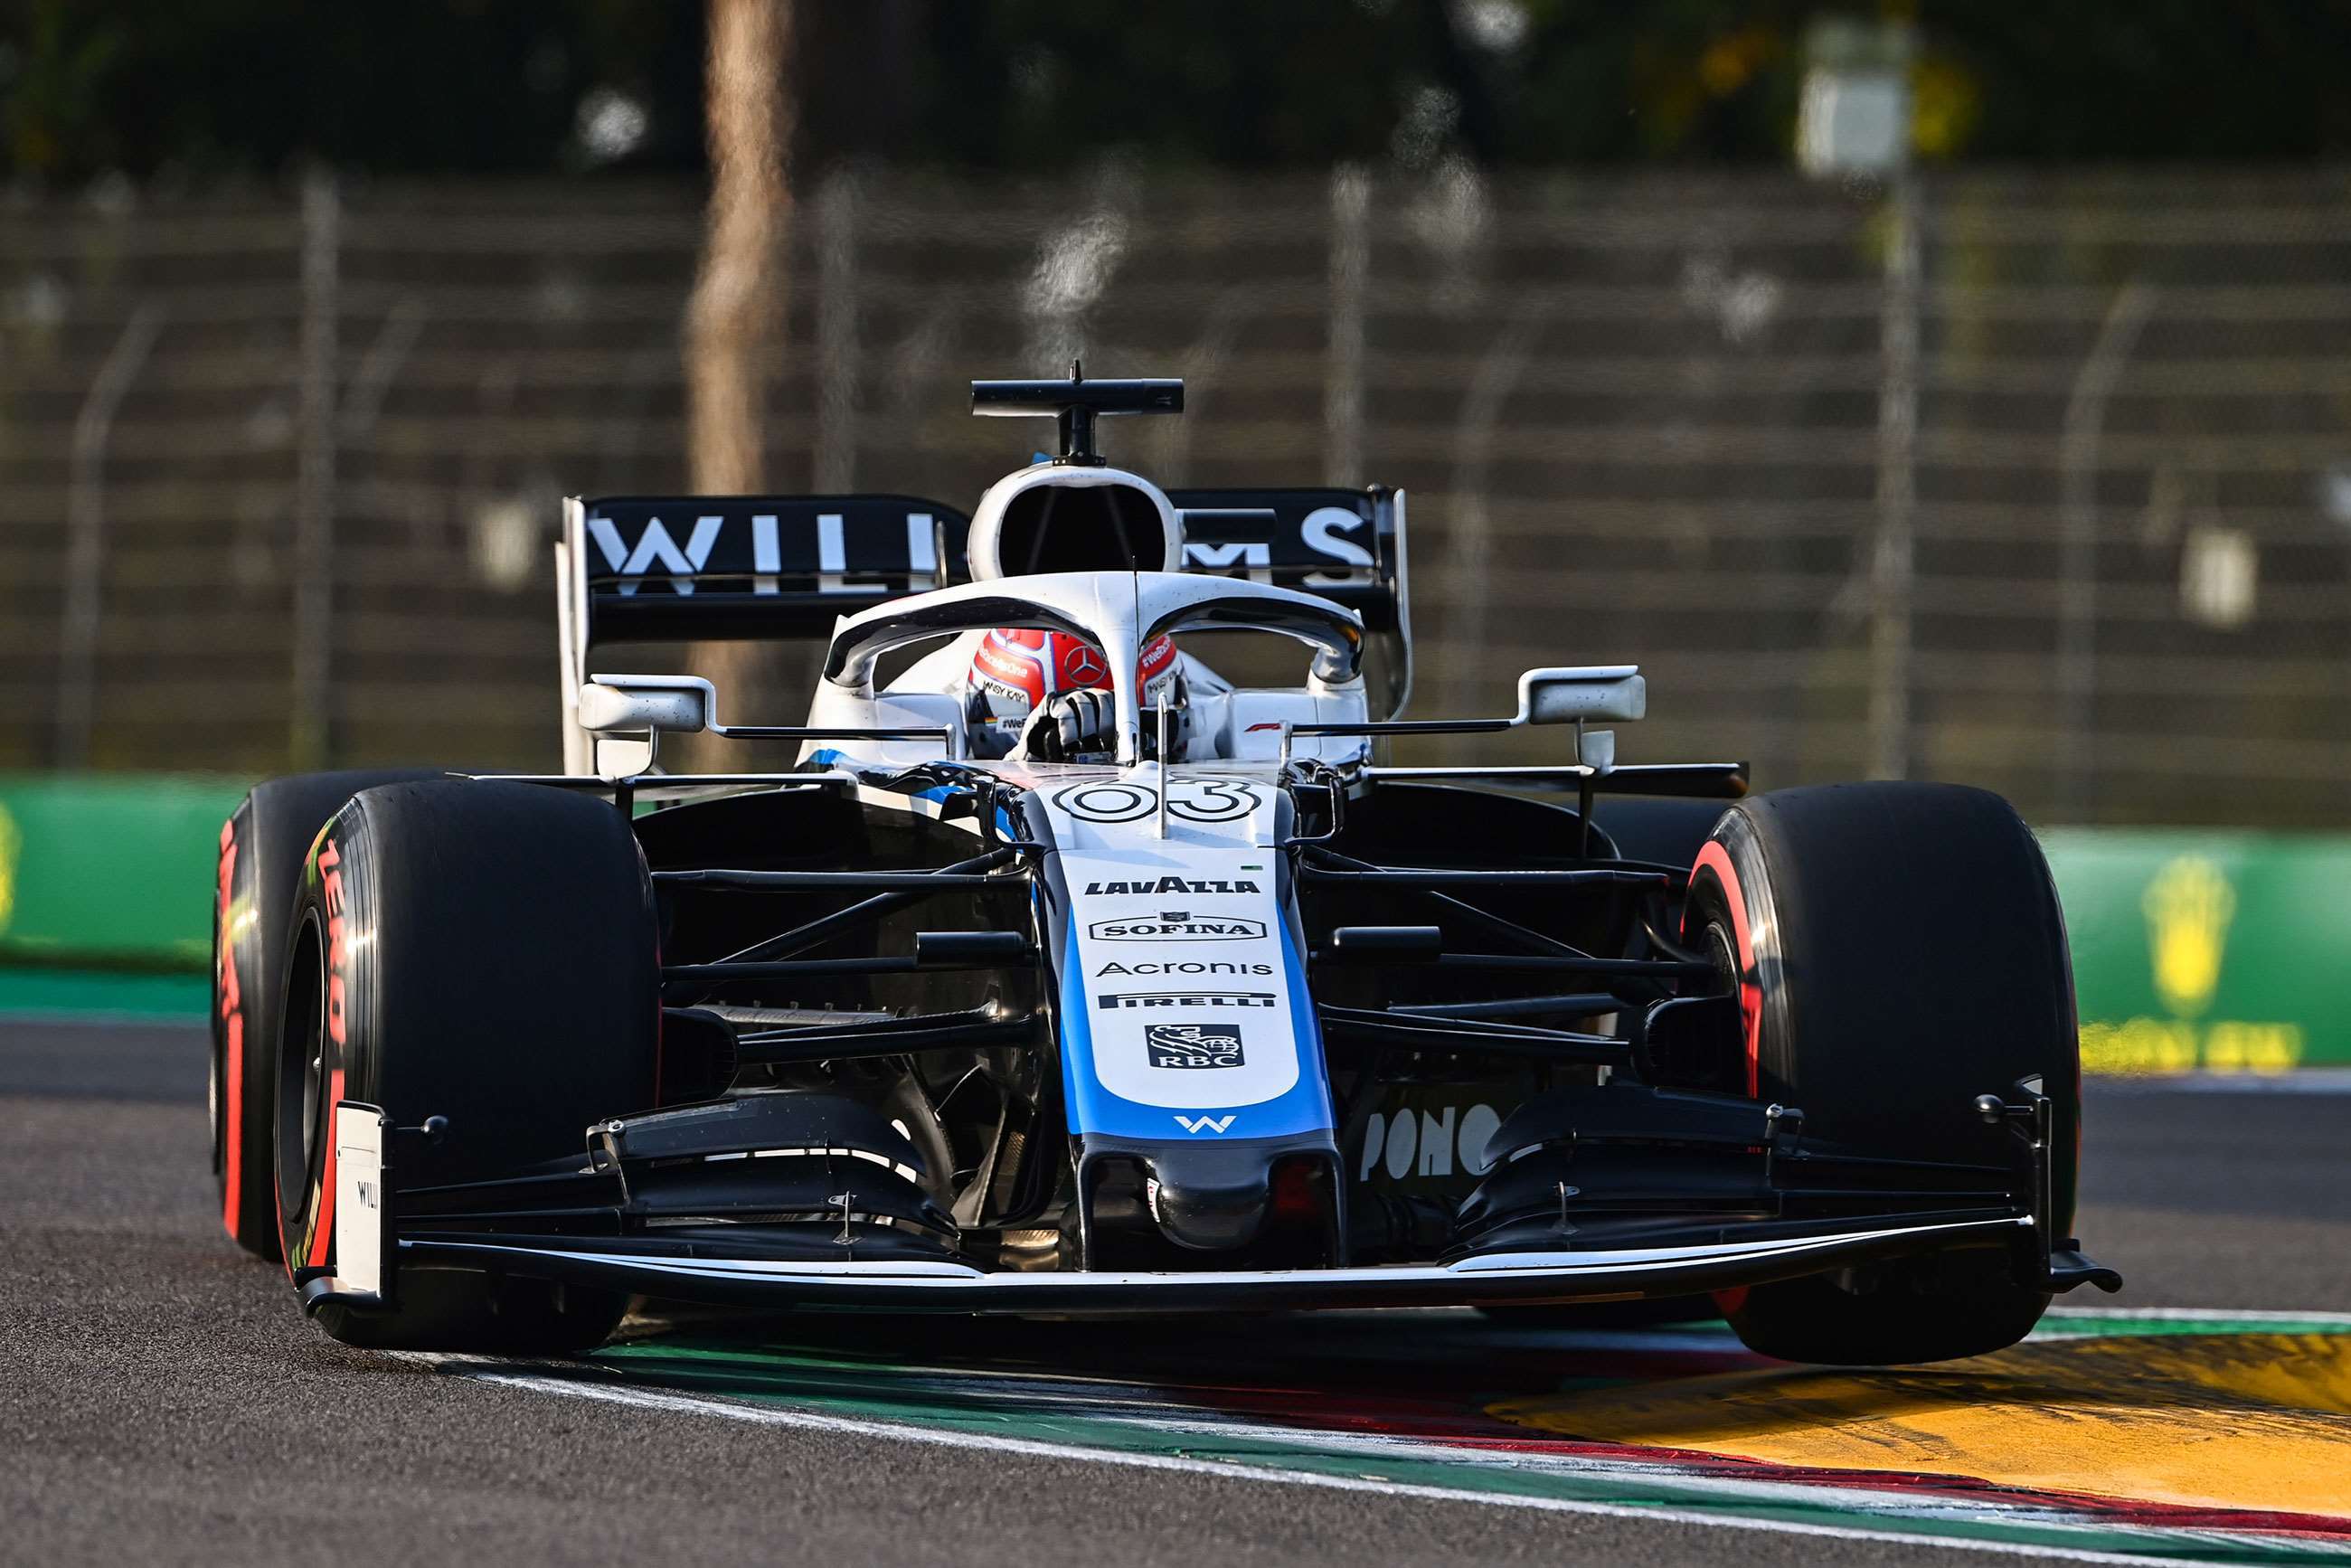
[1088,910,1268,942]
[1145,1023,1247,1069]
[1083,876,1260,896]
[1099,990,1278,1010]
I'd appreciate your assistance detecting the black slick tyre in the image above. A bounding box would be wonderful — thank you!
[212,770,440,1261]
[274,778,658,1353]
[1683,782,2078,1365]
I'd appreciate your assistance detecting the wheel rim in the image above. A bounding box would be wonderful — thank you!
[277,910,331,1270]
[299,1008,324,1176]
[1701,917,1740,1004]
[207,1035,224,1176]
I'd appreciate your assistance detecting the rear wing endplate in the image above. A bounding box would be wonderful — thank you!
[1170,485,1411,721]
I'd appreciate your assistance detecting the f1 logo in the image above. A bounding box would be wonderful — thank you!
[1173,1113,1237,1135]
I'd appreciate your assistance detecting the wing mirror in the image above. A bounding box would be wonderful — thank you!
[578,675,713,736]
[1276,663,1644,769]
[1512,666,1646,726]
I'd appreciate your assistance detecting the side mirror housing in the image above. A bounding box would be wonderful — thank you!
[577,675,713,735]
[1514,665,1646,726]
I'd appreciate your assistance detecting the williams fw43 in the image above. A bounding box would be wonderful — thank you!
[210,371,2118,1360]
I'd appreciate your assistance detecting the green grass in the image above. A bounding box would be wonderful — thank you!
[0,968,208,1021]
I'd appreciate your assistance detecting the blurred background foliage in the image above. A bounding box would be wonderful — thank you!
[7,0,2351,185]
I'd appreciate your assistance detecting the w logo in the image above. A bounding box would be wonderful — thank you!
[587,515,725,596]
[1173,1113,1237,1135]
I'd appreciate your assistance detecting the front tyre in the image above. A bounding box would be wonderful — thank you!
[274,779,659,1353]
[1685,782,2079,1365]
[212,770,440,1260]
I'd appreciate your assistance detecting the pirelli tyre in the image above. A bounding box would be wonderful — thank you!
[212,769,441,1261]
[273,779,658,1353]
[1683,782,2079,1365]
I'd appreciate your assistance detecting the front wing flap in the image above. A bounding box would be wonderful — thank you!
[331,1213,2031,1318]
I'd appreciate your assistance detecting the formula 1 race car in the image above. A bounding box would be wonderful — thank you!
[210,371,2118,1361]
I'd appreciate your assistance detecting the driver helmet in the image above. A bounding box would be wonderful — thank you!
[967,628,1178,723]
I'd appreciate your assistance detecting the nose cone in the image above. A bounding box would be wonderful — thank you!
[1143,1148,1272,1251]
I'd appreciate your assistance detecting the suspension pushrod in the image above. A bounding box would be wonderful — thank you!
[1327,1006,1620,1045]
[655,869,1005,891]
[735,1005,1006,1044]
[735,1010,1038,1064]
[1301,846,1588,960]
[710,846,1019,967]
[1313,949,1713,979]
[1638,895,1711,966]
[663,949,1036,983]
[1386,992,1623,1020]
[1300,866,1669,889]
[1318,1006,1629,1063]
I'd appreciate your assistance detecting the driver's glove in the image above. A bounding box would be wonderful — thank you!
[1143,675,1191,762]
[1018,688,1117,762]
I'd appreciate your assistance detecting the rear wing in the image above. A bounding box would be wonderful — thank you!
[564,494,971,645]
[557,486,1411,767]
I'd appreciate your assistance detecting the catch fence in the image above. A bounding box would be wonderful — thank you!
[5,166,2349,824]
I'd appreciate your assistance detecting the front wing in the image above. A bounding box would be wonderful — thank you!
[307,1079,2121,1322]
[307,1209,2110,1319]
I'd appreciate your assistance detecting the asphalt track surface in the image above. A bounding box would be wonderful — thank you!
[6,1017,2347,1566]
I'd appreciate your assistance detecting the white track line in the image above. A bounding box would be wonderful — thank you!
[447,1365,2284,1567]
[2042,1305,2351,1327]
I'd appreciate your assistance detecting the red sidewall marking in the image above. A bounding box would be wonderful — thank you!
[307,1065,345,1271]
[306,837,349,1272]
[1688,840,1761,1098]
[215,819,244,1236]
[277,1133,293,1280]
[222,1015,243,1224]
[1690,839,1761,1323]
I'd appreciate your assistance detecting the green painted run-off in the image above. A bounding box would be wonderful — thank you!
[2041,828,2351,1072]
[0,774,248,974]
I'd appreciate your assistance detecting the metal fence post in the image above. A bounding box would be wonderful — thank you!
[1323,165,1369,489]
[1149,287,1253,485]
[1451,295,1551,716]
[1867,172,1920,781]
[55,302,165,770]
[291,167,340,771]
[2055,282,2156,820]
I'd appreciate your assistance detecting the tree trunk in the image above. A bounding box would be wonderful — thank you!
[684,0,791,765]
